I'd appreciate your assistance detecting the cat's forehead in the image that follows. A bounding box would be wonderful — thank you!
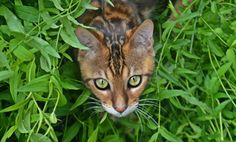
[105,64,129,80]
[91,20,130,76]
[91,18,129,46]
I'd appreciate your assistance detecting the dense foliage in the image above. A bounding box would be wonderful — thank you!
[0,0,236,141]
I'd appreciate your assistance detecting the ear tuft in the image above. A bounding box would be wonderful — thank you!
[131,19,154,48]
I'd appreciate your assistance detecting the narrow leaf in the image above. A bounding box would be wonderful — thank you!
[214,100,231,115]
[217,62,231,77]
[159,126,182,142]
[18,75,49,92]
[62,122,81,142]
[15,5,39,22]
[50,0,64,11]
[226,48,235,63]
[0,70,13,82]
[158,90,189,100]
[60,18,88,49]
[13,45,34,61]
[0,98,29,113]
[30,133,52,142]
[27,36,60,58]
[0,6,25,33]
[0,51,10,69]
[70,90,90,110]
[87,126,99,142]
[0,125,17,142]
[60,27,88,49]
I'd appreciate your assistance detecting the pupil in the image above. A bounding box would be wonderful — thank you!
[128,75,142,88]
[94,79,109,90]
[100,80,104,85]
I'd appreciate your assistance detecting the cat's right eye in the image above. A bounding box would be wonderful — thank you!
[94,78,109,90]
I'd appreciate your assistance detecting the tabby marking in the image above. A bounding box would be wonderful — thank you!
[76,0,155,117]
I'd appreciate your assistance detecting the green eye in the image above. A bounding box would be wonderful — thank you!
[94,78,109,90]
[128,75,142,88]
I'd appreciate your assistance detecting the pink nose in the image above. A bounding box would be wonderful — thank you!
[115,106,126,113]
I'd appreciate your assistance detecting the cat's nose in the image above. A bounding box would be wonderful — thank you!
[114,106,126,113]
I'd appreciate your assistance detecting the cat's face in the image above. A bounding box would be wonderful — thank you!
[76,20,154,117]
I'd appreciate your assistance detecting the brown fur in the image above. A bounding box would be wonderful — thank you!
[76,18,154,111]
[75,0,190,116]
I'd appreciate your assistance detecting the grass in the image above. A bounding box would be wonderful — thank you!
[0,0,236,141]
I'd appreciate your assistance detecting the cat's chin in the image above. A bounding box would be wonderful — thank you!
[102,102,138,118]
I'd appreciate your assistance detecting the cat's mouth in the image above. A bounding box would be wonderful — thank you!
[102,102,138,117]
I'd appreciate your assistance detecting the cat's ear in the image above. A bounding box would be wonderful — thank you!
[131,19,154,49]
[75,27,100,59]
[76,27,99,50]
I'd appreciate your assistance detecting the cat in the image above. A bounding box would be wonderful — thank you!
[75,0,188,117]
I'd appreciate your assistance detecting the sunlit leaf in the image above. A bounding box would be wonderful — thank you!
[18,75,50,92]
[0,70,13,82]
[27,36,60,58]
[30,133,52,142]
[13,45,34,61]
[15,5,39,22]
[50,0,64,11]
[0,125,17,142]
[0,98,29,113]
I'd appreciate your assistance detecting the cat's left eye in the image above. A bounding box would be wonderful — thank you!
[128,75,142,88]
[94,78,109,90]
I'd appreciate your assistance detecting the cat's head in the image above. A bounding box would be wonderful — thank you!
[76,19,155,117]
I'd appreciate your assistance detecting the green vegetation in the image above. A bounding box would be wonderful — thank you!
[0,0,236,141]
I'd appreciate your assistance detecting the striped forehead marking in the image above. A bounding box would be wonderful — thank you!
[105,28,126,76]
[89,0,140,76]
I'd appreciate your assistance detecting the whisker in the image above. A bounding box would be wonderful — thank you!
[139,102,167,113]
[84,106,102,112]
[138,108,158,126]
[137,107,158,126]
[135,109,149,123]
[139,98,159,102]
[140,108,154,118]
[89,109,105,118]
[139,99,159,105]
[84,97,106,118]
[84,101,101,106]
[138,103,159,107]
[139,100,157,104]
[134,111,144,131]
[88,97,100,102]
[92,108,105,114]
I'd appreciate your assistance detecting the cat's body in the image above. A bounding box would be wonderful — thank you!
[75,0,186,117]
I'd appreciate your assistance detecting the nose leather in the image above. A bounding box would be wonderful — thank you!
[114,106,127,113]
